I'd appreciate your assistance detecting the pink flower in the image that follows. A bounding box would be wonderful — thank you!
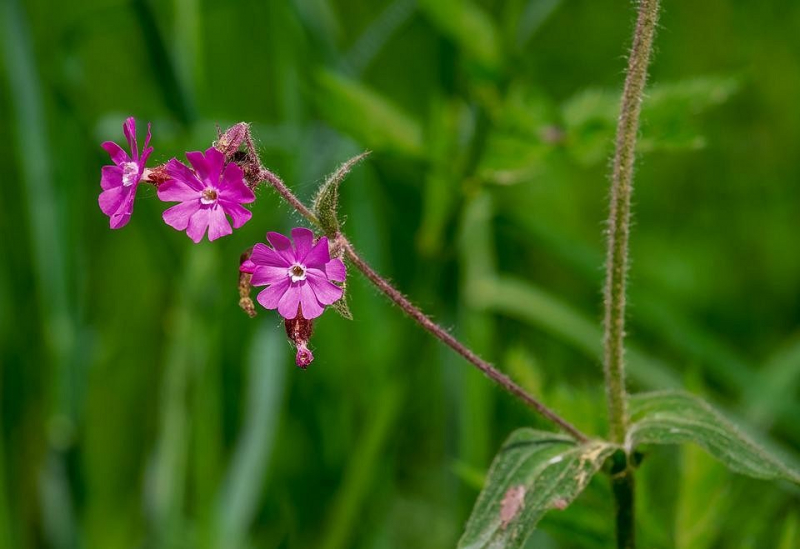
[158,147,255,243]
[99,117,153,229]
[246,228,346,319]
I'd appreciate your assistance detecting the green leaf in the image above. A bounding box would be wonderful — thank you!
[561,76,739,164]
[314,70,424,157]
[459,429,616,549]
[313,152,370,237]
[629,391,800,484]
[330,281,353,320]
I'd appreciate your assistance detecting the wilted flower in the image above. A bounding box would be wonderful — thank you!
[246,228,345,319]
[99,117,153,229]
[158,147,255,242]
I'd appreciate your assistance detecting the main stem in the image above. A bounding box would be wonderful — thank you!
[603,1,660,548]
[603,0,660,445]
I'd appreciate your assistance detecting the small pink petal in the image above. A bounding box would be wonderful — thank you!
[256,278,290,310]
[166,158,204,191]
[158,178,201,202]
[251,265,289,286]
[207,207,233,241]
[303,236,331,268]
[325,258,346,282]
[267,232,297,263]
[102,141,130,165]
[306,272,343,305]
[277,284,302,319]
[187,208,211,243]
[219,200,252,228]
[298,282,324,319]
[101,165,123,190]
[99,185,129,217]
[291,227,315,261]
[219,163,255,202]
[123,117,138,161]
[240,259,257,274]
[163,200,201,231]
[250,242,291,268]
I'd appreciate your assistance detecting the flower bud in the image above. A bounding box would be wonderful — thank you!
[284,308,314,369]
[214,122,249,159]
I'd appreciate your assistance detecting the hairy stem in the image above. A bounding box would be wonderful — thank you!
[603,0,660,445]
[234,134,588,442]
[340,237,589,442]
[604,1,660,548]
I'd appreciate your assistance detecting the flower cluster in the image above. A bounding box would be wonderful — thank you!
[99,117,346,368]
[99,118,255,242]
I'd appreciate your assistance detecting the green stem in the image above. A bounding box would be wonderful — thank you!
[603,0,660,444]
[604,1,660,548]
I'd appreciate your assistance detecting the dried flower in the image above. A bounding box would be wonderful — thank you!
[246,228,346,319]
[99,117,153,229]
[158,147,255,242]
[285,310,315,368]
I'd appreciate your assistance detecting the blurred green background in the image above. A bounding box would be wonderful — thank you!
[2,0,800,547]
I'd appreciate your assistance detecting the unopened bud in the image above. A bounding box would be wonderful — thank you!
[284,308,314,369]
[141,164,170,186]
[214,122,249,159]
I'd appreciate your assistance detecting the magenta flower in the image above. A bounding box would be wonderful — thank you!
[158,147,255,243]
[246,228,346,319]
[99,117,153,229]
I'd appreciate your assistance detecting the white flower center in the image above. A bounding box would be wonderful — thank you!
[288,264,306,283]
[200,188,218,205]
[121,161,139,187]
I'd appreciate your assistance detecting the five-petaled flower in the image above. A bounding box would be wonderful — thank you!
[158,147,255,242]
[245,228,345,319]
[99,117,153,229]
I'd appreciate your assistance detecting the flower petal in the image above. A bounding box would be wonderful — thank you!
[219,200,252,229]
[123,117,139,161]
[303,236,331,268]
[158,178,201,202]
[251,265,289,286]
[240,259,256,274]
[292,227,315,261]
[163,200,201,231]
[186,148,224,186]
[166,158,205,191]
[186,208,211,243]
[325,258,346,282]
[277,284,302,319]
[99,185,130,217]
[250,242,291,268]
[207,206,233,241]
[219,163,255,203]
[298,281,324,319]
[102,141,130,165]
[307,272,343,305]
[256,278,290,310]
[101,165,123,190]
[141,122,153,165]
[267,231,297,263]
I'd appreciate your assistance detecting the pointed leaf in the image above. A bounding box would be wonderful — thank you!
[629,391,800,483]
[313,152,369,237]
[459,429,616,549]
[330,282,353,320]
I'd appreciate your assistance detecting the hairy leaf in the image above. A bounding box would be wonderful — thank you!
[313,151,369,237]
[459,429,616,549]
[629,391,800,483]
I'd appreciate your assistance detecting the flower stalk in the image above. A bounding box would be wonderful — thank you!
[230,128,589,442]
